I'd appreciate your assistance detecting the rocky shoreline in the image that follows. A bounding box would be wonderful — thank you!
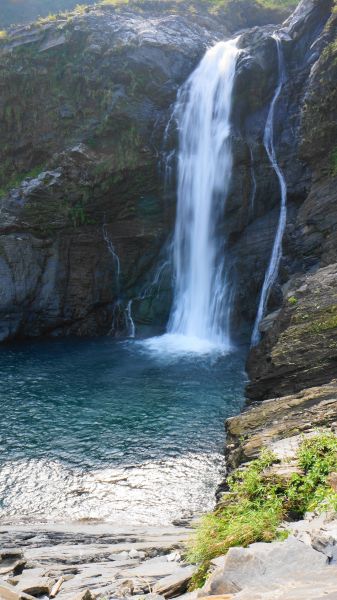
[0,523,195,599]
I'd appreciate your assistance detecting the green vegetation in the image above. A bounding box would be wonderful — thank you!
[0,0,298,29]
[0,165,43,199]
[36,3,88,25]
[67,201,95,227]
[188,432,337,588]
[288,296,298,305]
[308,308,337,334]
[0,0,96,28]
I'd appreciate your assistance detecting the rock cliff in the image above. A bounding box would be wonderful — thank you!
[0,3,219,341]
[246,0,337,403]
[0,0,298,343]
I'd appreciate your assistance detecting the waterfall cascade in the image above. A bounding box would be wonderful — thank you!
[165,39,239,352]
[251,36,287,347]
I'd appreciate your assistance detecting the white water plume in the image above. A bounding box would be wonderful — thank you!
[165,38,239,353]
[251,36,287,347]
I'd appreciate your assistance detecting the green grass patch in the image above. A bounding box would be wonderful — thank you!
[4,0,298,29]
[188,432,337,586]
[0,165,44,199]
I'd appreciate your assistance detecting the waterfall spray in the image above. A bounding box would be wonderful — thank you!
[251,36,287,347]
[167,39,239,350]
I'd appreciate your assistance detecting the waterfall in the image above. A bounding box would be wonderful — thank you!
[166,39,239,351]
[251,36,287,347]
[125,300,136,338]
[249,146,257,212]
[103,224,121,286]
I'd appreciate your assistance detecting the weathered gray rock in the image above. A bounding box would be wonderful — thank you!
[153,567,195,598]
[15,575,55,597]
[194,537,337,600]
[288,513,337,564]
[0,580,35,600]
[73,590,96,600]
[0,551,26,577]
[225,381,337,470]
[0,523,190,600]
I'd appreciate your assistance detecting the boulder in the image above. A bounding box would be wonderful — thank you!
[0,580,35,600]
[16,576,55,597]
[153,567,195,598]
[195,537,333,600]
[225,381,337,470]
[73,590,96,600]
[0,550,26,576]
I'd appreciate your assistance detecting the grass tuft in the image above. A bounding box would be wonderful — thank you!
[188,432,337,588]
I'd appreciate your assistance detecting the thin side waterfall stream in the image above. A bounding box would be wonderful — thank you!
[251,36,287,346]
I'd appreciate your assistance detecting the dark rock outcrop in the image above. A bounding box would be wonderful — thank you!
[1,0,336,353]
[224,0,333,338]
[0,4,222,341]
[247,2,337,400]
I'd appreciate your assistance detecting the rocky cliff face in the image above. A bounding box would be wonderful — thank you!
[0,0,298,343]
[1,0,336,358]
[246,0,337,401]
[222,0,333,338]
[0,3,220,341]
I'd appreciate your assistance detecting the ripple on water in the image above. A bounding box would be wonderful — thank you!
[0,337,247,525]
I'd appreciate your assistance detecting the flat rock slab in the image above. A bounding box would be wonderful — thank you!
[16,575,55,596]
[218,537,327,587]
[0,580,35,600]
[124,559,187,579]
[153,566,195,598]
[0,523,191,599]
[195,537,337,600]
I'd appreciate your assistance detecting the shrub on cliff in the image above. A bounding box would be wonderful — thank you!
[0,0,298,28]
[188,431,337,587]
